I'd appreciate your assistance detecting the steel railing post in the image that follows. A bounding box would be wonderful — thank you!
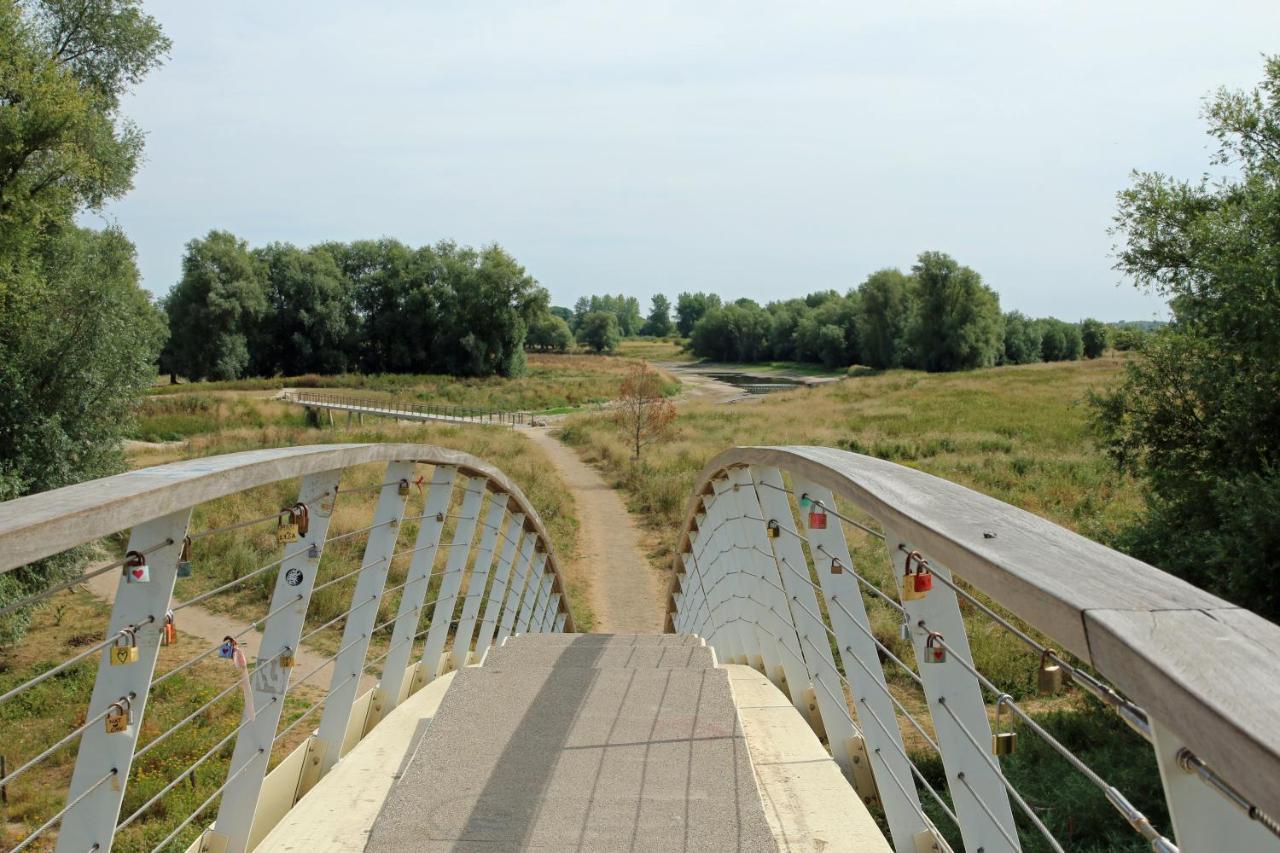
[724,466,810,705]
[885,525,1020,853]
[418,477,486,680]
[55,510,192,853]
[792,477,928,853]
[474,514,524,659]
[371,466,457,717]
[496,532,535,643]
[752,468,874,796]
[515,551,548,634]
[209,469,345,853]
[450,493,510,670]
[312,461,415,776]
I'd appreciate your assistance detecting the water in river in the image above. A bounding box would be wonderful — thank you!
[701,373,804,394]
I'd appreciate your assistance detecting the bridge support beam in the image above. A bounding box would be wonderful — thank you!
[210,468,345,853]
[886,526,1020,853]
[56,510,192,853]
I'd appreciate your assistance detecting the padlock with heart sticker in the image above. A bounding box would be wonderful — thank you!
[123,550,149,584]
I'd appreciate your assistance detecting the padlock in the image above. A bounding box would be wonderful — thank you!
[1038,649,1064,695]
[808,505,828,530]
[398,478,410,497]
[798,493,812,510]
[766,519,780,539]
[830,557,844,574]
[279,646,295,668]
[277,512,299,544]
[899,621,912,642]
[219,636,237,660]
[110,627,139,666]
[177,536,193,578]
[901,550,931,601]
[162,611,176,646]
[923,632,946,664]
[307,542,321,560]
[105,699,131,734]
[292,503,310,536]
[123,550,149,584]
[992,695,1017,756]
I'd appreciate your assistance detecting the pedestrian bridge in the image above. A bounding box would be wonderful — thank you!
[0,443,1277,852]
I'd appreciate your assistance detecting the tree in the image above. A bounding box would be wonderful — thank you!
[0,0,170,638]
[1090,56,1280,618]
[527,313,574,352]
[1002,311,1042,364]
[1080,318,1110,358]
[550,305,574,323]
[431,242,545,377]
[856,269,913,369]
[614,363,676,462]
[1038,318,1083,361]
[252,243,354,375]
[163,231,268,381]
[641,293,673,336]
[675,292,722,336]
[577,311,621,353]
[908,252,1003,372]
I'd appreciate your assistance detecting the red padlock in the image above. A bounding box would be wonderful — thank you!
[808,506,828,530]
[913,569,933,594]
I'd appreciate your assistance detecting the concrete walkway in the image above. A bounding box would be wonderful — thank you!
[522,428,666,633]
[366,634,776,852]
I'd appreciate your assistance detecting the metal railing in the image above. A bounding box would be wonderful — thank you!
[0,443,572,853]
[666,446,1280,853]
[283,391,529,427]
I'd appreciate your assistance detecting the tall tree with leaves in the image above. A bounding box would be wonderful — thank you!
[908,251,1003,372]
[641,293,673,336]
[0,0,170,638]
[675,291,721,336]
[251,243,354,375]
[1091,56,1280,618]
[163,230,267,380]
[856,269,913,369]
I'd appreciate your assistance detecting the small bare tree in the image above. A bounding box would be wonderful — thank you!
[615,363,677,462]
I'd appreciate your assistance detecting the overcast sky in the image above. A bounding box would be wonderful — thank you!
[95,1,1278,321]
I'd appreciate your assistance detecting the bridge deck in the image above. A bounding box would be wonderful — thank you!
[366,634,776,852]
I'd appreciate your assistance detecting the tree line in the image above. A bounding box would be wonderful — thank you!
[684,252,1120,371]
[162,233,548,381]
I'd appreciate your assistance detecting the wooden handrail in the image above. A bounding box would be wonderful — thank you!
[0,442,571,630]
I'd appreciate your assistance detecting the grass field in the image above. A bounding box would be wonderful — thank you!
[134,354,679,442]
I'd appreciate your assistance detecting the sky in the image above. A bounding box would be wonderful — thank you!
[95,1,1279,321]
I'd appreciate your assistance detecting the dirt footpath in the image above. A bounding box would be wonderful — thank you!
[521,427,666,633]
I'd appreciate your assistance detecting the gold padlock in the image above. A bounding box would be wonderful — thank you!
[105,699,131,734]
[277,512,299,544]
[900,550,930,602]
[279,647,295,668]
[109,627,139,666]
[992,694,1017,756]
[1037,649,1064,695]
[398,478,410,497]
[766,519,780,539]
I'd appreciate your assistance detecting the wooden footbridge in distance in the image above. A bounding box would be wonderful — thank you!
[0,442,1277,851]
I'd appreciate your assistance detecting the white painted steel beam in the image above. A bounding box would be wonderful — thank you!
[56,510,192,853]
[211,469,345,853]
[314,462,415,775]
